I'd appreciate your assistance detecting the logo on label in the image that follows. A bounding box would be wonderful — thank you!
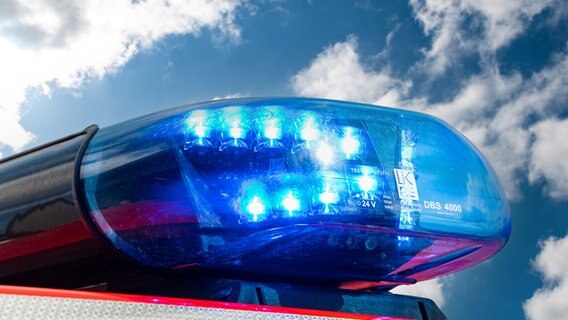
[394,169,419,201]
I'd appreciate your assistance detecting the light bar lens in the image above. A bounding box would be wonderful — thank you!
[80,98,510,284]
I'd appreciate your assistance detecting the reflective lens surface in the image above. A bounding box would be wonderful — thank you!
[80,98,511,284]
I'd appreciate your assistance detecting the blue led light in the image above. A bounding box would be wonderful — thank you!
[319,185,339,214]
[220,106,250,149]
[81,97,511,284]
[185,110,215,147]
[358,169,377,192]
[315,176,342,214]
[264,126,280,140]
[246,196,266,221]
[341,127,360,159]
[281,191,301,216]
[194,125,207,138]
[319,190,339,205]
[315,141,334,165]
[291,113,324,153]
[301,123,319,141]
[263,118,282,140]
[298,114,320,147]
[229,124,245,139]
[254,106,284,140]
[239,182,270,222]
[255,112,285,151]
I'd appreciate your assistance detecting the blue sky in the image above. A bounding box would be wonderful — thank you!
[1,1,568,319]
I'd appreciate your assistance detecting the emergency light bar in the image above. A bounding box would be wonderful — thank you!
[0,97,510,290]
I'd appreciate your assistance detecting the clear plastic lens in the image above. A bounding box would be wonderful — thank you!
[80,98,511,284]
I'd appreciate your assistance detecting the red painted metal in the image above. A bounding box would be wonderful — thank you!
[0,285,411,320]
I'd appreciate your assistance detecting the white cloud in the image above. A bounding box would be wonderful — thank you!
[291,36,411,108]
[212,93,247,100]
[409,0,560,75]
[0,0,244,154]
[391,279,447,307]
[529,118,568,200]
[524,235,568,320]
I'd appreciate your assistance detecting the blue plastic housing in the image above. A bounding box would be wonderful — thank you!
[80,98,510,285]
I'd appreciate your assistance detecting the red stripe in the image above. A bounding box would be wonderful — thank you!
[0,285,410,320]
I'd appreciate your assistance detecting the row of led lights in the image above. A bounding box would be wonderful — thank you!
[240,170,380,222]
[185,108,364,162]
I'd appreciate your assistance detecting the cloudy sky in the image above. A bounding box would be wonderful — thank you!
[1,0,567,318]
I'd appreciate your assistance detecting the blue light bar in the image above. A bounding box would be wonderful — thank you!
[79,98,511,285]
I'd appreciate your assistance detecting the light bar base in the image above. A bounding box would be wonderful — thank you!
[124,276,447,320]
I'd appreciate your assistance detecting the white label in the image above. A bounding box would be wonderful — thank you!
[394,169,419,201]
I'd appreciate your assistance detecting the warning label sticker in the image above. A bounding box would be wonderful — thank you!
[394,169,419,201]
